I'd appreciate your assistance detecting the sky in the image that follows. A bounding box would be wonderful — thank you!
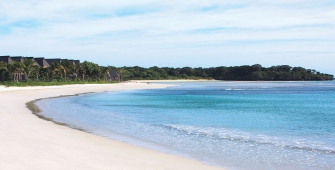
[0,0,335,74]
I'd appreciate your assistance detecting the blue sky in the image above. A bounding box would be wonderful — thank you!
[1,0,335,74]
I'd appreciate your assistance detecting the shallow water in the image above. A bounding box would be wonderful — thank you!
[37,81,335,170]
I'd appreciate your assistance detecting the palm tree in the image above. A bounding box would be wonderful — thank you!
[40,67,51,81]
[102,66,111,81]
[61,60,74,80]
[51,62,60,80]
[59,65,66,79]
[0,61,11,81]
[51,62,66,80]
[0,61,8,70]
[23,58,38,80]
[33,65,41,80]
[73,63,81,80]
[0,61,10,73]
[12,61,24,82]
[80,63,86,81]
[117,68,125,82]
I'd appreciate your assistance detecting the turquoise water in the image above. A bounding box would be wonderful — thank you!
[37,81,335,170]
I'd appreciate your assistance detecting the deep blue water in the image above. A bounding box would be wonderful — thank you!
[37,81,335,170]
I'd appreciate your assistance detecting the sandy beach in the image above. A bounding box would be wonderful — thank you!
[0,83,224,170]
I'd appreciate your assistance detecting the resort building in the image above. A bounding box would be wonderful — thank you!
[0,55,81,67]
[108,69,119,81]
[67,59,74,64]
[10,56,24,63]
[25,57,36,63]
[46,58,62,66]
[34,57,50,68]
[1,55,85,82]
[0,56,12,64]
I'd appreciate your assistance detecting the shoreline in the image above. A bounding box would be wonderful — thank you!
[26,96,90,133]
[0,83,225,170]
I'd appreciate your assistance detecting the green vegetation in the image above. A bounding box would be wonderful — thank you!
[0,59,118,86]
[0,58,333,87]
[119,65,333,81]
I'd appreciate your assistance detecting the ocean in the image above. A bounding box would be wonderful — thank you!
[36,81,335,170]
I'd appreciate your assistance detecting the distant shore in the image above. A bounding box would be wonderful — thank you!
[0,83,224,170]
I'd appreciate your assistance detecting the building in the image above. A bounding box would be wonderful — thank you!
[34,57,50,68]
[46,58,62,66]
[25,57,35,61]
[1,56,81,66]
[67,59,74,64]
[74,60,80,64]
[10,56,24,63]
[0,56,12,64]
[108,69,119,81]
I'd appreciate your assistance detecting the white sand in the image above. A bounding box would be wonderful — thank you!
[129,80,216,83]
[0,83,224,170]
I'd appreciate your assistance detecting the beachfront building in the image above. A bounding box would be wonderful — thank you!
[62,59,80,65]
[25,57,35,62]
[67,59,74,64]
[46,58,62,66]
[1,55,81,67]
[10,56,24,63]
[47,58,81,66]
[34,57,50,68]
[108,69,119,81]
[1,54,88,82]
[0,56,12,64]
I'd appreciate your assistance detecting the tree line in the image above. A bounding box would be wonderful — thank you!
[0,59,116,82]
[119,64,333,81]
[0,59,333,82]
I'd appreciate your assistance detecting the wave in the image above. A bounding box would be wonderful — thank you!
[160,124,335,154]
[225,88,246,91]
